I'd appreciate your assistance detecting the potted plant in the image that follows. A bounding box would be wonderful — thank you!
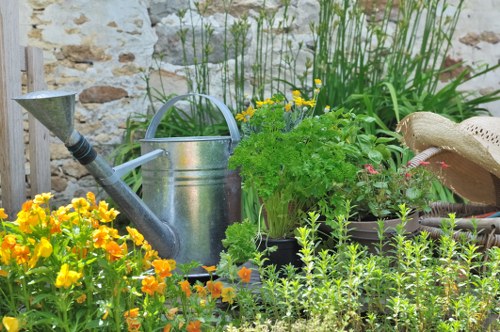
[343,160,438,252]
[230,90,375,267]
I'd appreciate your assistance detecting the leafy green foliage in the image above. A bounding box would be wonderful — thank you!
[221,220,258,264]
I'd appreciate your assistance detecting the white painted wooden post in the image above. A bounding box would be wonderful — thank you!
[0,2,49,217]
[25,46,51,197]
[0,2,25,217]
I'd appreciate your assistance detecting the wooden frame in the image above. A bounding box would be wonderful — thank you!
[0,2,50,217]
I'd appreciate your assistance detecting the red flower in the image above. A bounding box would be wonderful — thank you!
[364,164,379,175]
[437,161,450,169]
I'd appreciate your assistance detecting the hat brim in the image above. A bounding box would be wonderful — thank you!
[397,112,500,206]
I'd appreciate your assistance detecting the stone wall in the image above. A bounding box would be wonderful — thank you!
[10,0,500,205]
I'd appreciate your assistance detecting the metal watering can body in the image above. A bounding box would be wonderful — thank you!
[14,91,241,274]
[140,94,241,274]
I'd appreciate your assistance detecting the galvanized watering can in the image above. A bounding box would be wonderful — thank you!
[15,91,241,276]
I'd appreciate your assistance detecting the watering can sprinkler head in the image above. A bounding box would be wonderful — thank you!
[14,90,77,144]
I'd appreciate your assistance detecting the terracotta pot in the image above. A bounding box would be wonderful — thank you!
[256,236,302,271]
[347,212,420,253]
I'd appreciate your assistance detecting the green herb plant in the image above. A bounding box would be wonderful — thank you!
[226,209,500,331]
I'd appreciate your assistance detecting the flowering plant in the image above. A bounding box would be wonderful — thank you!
[345,160,439,221]
[0,193,251,331]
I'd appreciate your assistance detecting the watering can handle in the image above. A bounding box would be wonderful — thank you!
[144,93,241,149]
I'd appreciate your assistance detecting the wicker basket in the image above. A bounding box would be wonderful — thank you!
[420,202,500,249]
[408,147,500,249]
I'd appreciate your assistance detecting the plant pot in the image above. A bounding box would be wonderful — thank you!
[347,213,420,254]
[256,236,302,271]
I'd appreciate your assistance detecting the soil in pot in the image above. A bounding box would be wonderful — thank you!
[346,213,420,254]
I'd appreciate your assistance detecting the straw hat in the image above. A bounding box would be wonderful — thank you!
[396,112,500,207]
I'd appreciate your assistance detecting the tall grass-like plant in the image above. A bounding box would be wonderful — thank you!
[311,0,500,131]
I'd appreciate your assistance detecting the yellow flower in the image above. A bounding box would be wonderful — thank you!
[221,287,236,304]
[0,270,8,277]
[2,316,19,332]
[194,284,207,297]
[235,106,256,123]
[33,192,53,205]
[71,197,90,212]
[17,204,45,234]
[126,226,144,246]
[92,226,111,248]
[28,237,53,268]
[36,237,53,258]
[0,209,8,220]
[292,90,301,98]
[98,201,119,223]
[314,78,322,88]
[55,263,82,288]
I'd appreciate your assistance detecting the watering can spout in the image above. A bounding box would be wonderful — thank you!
[14,90,179,259]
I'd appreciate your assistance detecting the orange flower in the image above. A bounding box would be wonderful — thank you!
[0,208,8,220]
[165,307,178,320]
[152,259,174,278]
[76,293,87,304]
[186,320,201,332]
[141,275,164,296]
[2,234,17,250]
[124,308,140,318]
[206,280,223,299]
[124,308,141,332]
[12,244,30,265]
[105,240,127,262]
[86,192,97,207]
[163,324,172,332]
[237,266,252,283]
[202,265,216,274]
[179,280,192,297]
